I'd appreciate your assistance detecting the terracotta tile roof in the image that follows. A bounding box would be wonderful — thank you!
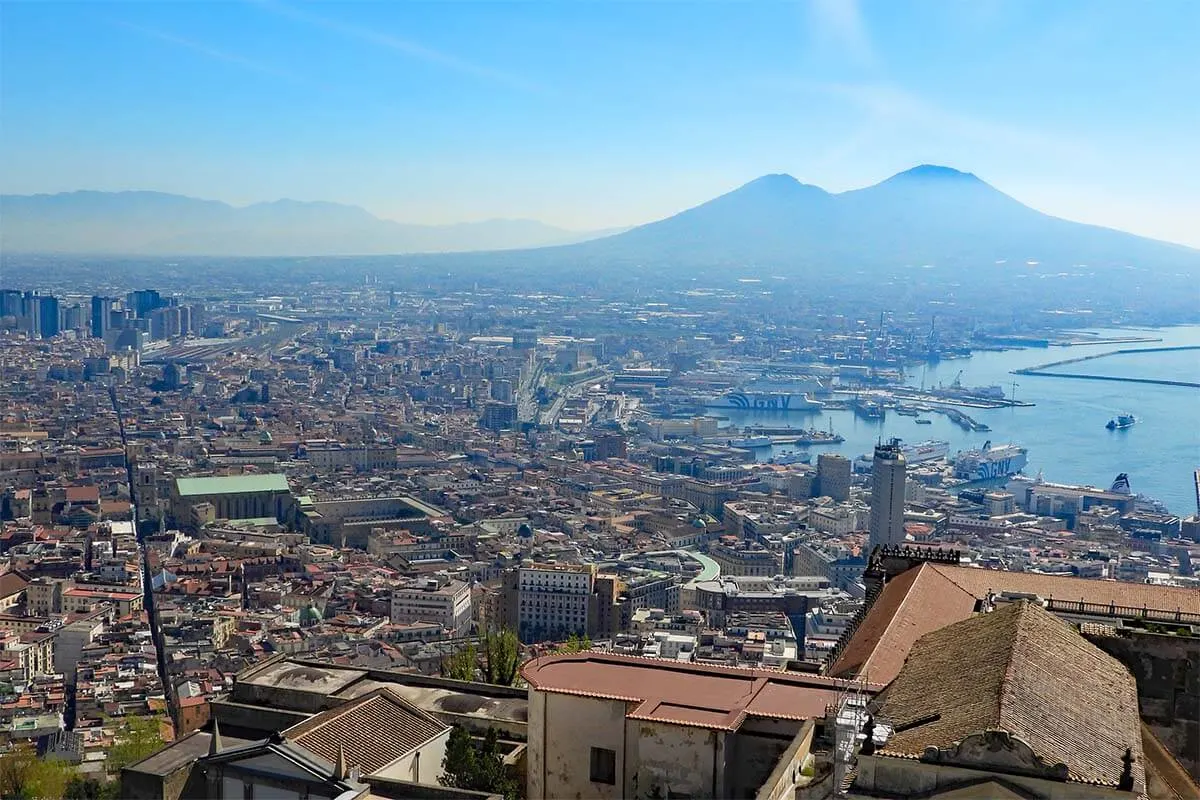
[521,652,875,731]
[0,572,30,600]
[64,486,101,503]
[827,562,1200,689]
[826,562,978,685]
[878,602,1144,792]
[285,688,449,775]
[930,563,1200,615]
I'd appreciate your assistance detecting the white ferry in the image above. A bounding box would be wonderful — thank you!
[953,441,1029,480]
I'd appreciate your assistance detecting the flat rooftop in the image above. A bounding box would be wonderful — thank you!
[230,657,530,730]
[522,652,872,731]
[237,660,365,696]
[175,474,291,497]
[126,730,255,777]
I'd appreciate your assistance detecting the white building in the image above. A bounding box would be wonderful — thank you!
[641,630,696,661]
[516,563,594,643]
[869,441,907,551]
[390,577,472,635]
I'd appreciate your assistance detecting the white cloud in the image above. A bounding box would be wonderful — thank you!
[807,0,877,70]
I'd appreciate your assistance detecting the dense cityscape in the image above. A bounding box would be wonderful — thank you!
[3,0,1200,797]
[0,275,1195,799]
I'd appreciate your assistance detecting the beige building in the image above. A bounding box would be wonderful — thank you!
[303,442,398,472]
[62,587,143,617]
[389,577,472,635]
[521,652,849,800]
[515,563,594,643]
[0,630,55,682]
[708,540,781,577]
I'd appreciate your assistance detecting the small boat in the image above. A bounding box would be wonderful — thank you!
[914,418,933,425]
[1106,413,1136,430]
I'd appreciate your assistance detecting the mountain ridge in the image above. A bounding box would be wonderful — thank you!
[2,166,1197,264]
[0,190,617,255]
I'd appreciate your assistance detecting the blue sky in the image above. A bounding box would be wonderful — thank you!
[2,0,1198,244]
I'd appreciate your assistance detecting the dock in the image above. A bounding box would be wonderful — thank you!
[934,406,991,432]
[1014,345,1200,389]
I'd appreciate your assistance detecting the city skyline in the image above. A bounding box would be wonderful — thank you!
[2,1,1199,246]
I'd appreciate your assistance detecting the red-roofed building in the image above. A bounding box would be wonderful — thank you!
[521,651,879,800]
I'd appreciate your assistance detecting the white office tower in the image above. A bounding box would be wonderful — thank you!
[869,440,907,552]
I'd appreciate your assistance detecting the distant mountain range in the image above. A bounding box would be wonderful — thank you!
[0,191,619,255]
[511,164,1198,274]
[3,167,1197,273]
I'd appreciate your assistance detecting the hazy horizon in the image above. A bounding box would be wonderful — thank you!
[3,0,1199,245]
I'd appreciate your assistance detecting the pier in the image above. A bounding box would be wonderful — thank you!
[1013,345,1200,389]
[934,406,991,432]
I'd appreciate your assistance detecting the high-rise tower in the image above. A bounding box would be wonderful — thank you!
[869,439,907,552]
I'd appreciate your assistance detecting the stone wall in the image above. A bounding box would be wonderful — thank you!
[1084,628,1200,781]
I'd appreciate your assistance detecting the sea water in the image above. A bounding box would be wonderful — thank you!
[720,325,1200,514]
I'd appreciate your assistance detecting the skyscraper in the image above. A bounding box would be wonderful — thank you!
[126,289,163,318]
[816,453,852,502]
[36,295,60,339]
[869,439,907,552]
[91,295,112,339]
[0,290,22,318]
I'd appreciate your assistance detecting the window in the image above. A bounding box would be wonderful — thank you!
[590,746,616,785]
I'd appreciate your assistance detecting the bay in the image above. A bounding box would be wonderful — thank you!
[719,325,1200,515]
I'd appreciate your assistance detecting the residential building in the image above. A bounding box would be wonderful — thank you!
[816,453,851,501]
[390,577,473,636]
[708,539,780,577]
[515,563,594,644]
[521,651,855,800]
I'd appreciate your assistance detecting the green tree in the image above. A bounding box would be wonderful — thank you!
[441,726,521,800]
[559,633,591,653]
[64,777,121,800]
[0,747,75,800]
[441,642,477,681]
[442,630,521,687]
[106,715,166,775]
[481,628,520,686]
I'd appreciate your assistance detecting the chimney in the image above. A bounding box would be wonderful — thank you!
[335,744,348,780]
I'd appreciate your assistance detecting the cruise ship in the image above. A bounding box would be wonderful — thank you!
[704,391,823,412]
[852,440,949,472]
[904,440,950,464]
[953,441,1028,480]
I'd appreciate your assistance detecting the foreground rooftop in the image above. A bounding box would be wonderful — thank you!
[521,651,878,731]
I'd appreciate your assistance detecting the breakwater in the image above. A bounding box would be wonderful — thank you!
[1013,345,1200,389]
